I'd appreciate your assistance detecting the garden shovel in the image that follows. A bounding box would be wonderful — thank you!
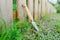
[22,4,39,31]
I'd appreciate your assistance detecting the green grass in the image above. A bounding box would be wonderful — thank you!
[0,16,60,40]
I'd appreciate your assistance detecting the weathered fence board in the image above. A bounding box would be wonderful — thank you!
[28,0,33,16]
[41,0,46,17]
[17,0,26,21]
[0,0,13,24]
[28,0,33,21]
[45,0,50,15]
[38,0,41,19]
[33,0,38,20]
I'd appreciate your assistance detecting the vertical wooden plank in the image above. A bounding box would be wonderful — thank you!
[40,0,42,18]
[45,0,50,15]
[17,0,20,19]
[33,0,38,20]
[0,0,7,19]
[28,0,33,21]
[6,0,13,23]
[41,0,46,17]
[0,0,13,24]
[38,0,41,19]
[17,0,26,21]
[28,0,33,16]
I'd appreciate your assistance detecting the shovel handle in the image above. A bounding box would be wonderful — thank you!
[22,4,33,21]
[22,4,39,31]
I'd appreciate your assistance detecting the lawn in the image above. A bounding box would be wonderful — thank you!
[0,15,60,40]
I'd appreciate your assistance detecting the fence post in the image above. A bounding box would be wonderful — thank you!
[17,0,26,21]
[0,0,13,25]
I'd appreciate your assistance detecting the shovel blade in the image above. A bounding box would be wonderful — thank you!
[32,21,39,31]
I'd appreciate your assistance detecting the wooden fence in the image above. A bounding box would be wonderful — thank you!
[0,0,13,25]
[0,0,56,24]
